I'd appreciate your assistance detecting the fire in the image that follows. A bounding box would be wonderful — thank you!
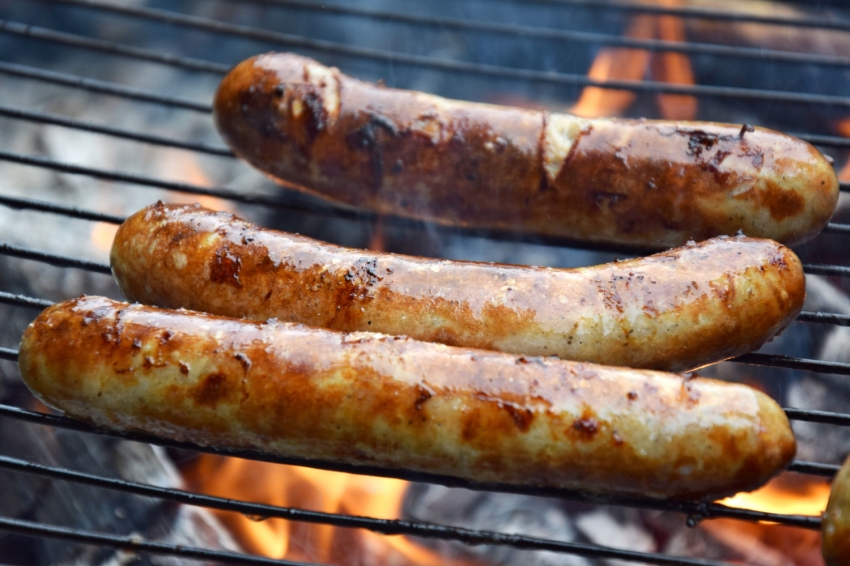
[570,14,655,118]
[185,456,474,565]
[159,151,235,213]
[89,153,234,252]
[89,222,119,252]
[838,119,850,182]
[652,0,697,120]
[571,0,697,119]
[719,474,831,520]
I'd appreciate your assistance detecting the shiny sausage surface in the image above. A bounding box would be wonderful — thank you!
[19,296,796,500]
[823,456,850,565]
[111,203,806,372]
[213,52,838,249]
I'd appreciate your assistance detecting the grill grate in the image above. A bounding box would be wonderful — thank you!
[0,0,849,564]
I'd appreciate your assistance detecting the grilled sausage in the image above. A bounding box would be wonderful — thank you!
[19,296,796,500]
[111,202,806,372]
[823,456,850,565]
[213,52,839,249]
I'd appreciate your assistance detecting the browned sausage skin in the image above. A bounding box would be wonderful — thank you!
[823,456,850,565]
[19,296,796,500]
[213,52,838,249]
[111,203,805,372]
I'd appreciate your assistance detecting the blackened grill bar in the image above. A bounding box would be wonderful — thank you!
[7,17,850,123]
[0,516,315,566]
[0,455,802,564]
[0,404,827,532]
[84,0,850,69]
[19,0,850,108]
[1,149,849,260]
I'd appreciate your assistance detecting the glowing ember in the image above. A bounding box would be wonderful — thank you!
[185,456,475,565]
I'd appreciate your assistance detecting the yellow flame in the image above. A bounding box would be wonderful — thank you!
[186,456,474,565]
[89,222,119,252]
[719,476,831,520]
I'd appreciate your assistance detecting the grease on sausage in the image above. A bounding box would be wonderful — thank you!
[19,296,796,500]
[213,52,838,249]
[111,203,806,372]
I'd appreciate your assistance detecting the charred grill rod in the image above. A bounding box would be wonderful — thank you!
[0,61,210,112]
[0,149,848,262]
[0,2,847,565]
[0,455,774,564]
[0,404,825,533]
[0,516,314,566]
[17,0,850,108]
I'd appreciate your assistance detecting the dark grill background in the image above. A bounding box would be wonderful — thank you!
[0,0,850,564]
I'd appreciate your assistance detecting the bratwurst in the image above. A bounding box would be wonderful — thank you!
[19,296,796,500]
[111,202,805,372]
[823,456,850,565]
[213,52,838,249]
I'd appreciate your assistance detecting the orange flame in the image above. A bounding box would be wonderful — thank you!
[719,476,831,520]
[160,151,236,213]
[571,0,697,119]
[570,14,655,118]
[652,0,697,120]
[701,475,829,564]
[186,456,476,565]
[838,119,850,182]
[89,222,119,252]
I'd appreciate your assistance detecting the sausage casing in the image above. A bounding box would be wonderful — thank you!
[213,52,838,249]
[19,296,796,500]
[823,456,850,565]
[111,203,806,372]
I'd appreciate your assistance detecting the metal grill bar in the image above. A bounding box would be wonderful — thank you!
[0,61,210,112]
[0,288,850,404]
[1,23,850,153]
[801,263,850,277]
[733,353,850,376]
[0,403,825,532]
[796,311,850,326]
[0,20,230,75]
[0,291,54,309]
[0,150,317,211]
[0,514,740,566]
[788,461,842,476]
[0,455,789,564]
[823,223,850,235]
[2,149,850,259]
[29,0,850,108]
[168,0,850,68]
[490,0,850,31]
[0,516,313,566]
[0,244,111,274]
[793,133,850,149]
[0,104,233,156]
[0,347,18,362]
[0,194,125,224]
[784,408,850,427]
[3,289,850,433]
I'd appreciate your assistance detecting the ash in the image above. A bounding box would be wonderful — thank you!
[0,0,848,565]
